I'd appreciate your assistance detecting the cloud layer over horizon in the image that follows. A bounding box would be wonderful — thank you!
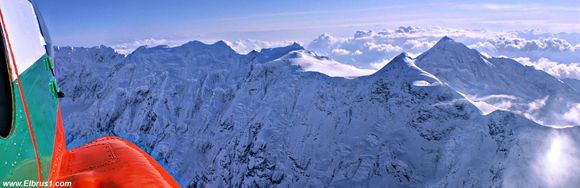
[106,26,580,81]
[305,26,580,80]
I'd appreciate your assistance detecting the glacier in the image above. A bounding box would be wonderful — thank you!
[54,37,580,187]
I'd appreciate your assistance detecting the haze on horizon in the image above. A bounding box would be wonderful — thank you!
[36,0,580,47]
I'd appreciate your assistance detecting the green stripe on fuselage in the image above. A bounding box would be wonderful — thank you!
[0,54,59,182]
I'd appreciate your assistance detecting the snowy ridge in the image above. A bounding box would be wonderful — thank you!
[55,39,580,187]
[371,52,441,87]
[416,37,580,127]
[564,78,580,92]
[280,50,375,78]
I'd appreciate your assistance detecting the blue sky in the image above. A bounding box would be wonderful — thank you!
[35,0,580,46]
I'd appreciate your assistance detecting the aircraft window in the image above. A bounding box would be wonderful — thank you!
[0,27,13,138]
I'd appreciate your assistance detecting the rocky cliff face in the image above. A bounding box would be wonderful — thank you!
[55,38,580,187]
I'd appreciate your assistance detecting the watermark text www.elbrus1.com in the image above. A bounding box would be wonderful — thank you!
[2,180,72,187]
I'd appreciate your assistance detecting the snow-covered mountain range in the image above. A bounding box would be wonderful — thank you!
[416,37,580,127]
[55,37,580,187]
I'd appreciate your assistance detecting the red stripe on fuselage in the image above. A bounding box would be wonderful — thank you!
[48,107,66,183]
[0,9,44,188]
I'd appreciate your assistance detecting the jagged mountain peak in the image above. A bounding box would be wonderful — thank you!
[127,40,238,58]
[285,42,304,51]
[56,45,118,54]
[391,52,413,64]
[376,52,416,73]
[440,35,453,42]
[414,36,580,127]
[416,36,491,68]
[213,40,229,47]
[179,40,236,52]
[54,45,124,65]
[427,36,476,54]
[373,52,441,85]
[248,42,305,63]
[257,42,304,54]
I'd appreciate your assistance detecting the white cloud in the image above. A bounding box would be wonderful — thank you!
[365,42,401,52]
[306,26,580,75]
[515,57,580,80]
[307,26,505,69]
[479,3,527,11]
[453,3,576,12]
[482,37,575,52]
[403,39,436,50]
[331,48,351,55]
[534,132,579,187]
[529,96,549,112]
[563,104,580,123]
[307,27,470,69]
